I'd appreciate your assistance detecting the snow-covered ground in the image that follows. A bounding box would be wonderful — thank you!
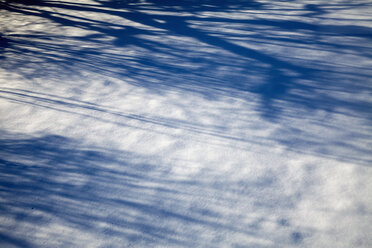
[0,0,371,247]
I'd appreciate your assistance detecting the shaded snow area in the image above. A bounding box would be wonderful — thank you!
[1,0,372,247]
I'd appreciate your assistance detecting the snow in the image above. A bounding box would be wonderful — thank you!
[0,0,371,247]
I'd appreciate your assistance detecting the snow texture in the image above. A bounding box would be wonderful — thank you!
[0,0,371,247]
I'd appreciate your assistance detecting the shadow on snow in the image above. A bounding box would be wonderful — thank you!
[1,1,372,246]
[1,0,371,120]
[0,133,307,247]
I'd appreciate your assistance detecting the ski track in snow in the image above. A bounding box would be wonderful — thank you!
[0,0,371,247]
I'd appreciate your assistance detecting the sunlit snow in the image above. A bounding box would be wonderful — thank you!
[0,0,371,247]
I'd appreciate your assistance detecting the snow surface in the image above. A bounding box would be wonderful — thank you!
[0,0,372,247]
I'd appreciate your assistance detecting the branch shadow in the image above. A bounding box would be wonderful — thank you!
[1,0,371,115]
[1,2,372,245]
[1,0,372,166]
[0,132,310,247]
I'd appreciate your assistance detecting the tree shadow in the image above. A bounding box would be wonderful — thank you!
[1,0,371,166]
[1,1,371,246]
[0,132,312,247]
[1,0,371,116]
[0,134,199,246]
